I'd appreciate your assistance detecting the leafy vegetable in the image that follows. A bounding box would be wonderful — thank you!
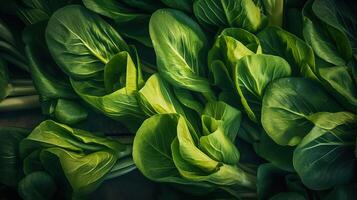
[46,5,130,79]
[83,0,153,46]
[134,101,256,192]
[16,0,74,25]
[160,0,193,12]
[0,128,28,187]
[257,163,309,199]
[193,0,265,32]
[234,54,291,122]
[261,78,341,146]
[46,5,146,131]
[312,0,356,58]
[23,21,86,124]
[254,131,295,171]
[138,73,185,116]
[257,26,317,79]
[150,9,214,100]
[18,171,56,200]
[293,112,357,190]
[302,0,357,112]
[0,18,28,71]
[70,50,146,131]
[1,0,356,199]
[20,120,133,197]
[208,28,261,90]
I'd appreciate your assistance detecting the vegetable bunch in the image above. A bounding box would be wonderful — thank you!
[0,0,356,199]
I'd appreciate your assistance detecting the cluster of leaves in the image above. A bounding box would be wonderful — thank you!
[0,0,356,199]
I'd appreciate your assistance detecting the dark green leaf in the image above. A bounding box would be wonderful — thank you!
[302,0,351,66]
[293,112,357,190]
[160,0,193,12]
[270,192,306,200]
[83,0,152,46]
[0,127,28,187]
[261,78,341,146]
[46,5,129,79]
[254,131,295,172]
[193,0,265,32]
[257,26,317,79]
[18,171,56,200]
[312,0,357,56]
[54,99,87,125]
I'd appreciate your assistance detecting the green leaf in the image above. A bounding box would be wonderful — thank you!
[193,0,264,32]
[133,113,255,189]
[20,120,131,195]
[218,90,242,109]
[202,101,242,141]
[0,19,28,71]
[104,51,139,94]
[132,114,185,182]
[18,171,56,200]
[173,87,204,114]
[270,192,306,200]
[23,21,76,101]
[234,54,291,122]
[83,0,152,47]
[302,0,351,66]
[171,137,253,187]
[312,0,357,56]
[46,5,129,79]
[293,112,357,190]
[284,174,309,199]
[70,79,145,132]
[23,150,43,175]
[138,73,186,116]
[262,0,284,27]
[209,60,234,91]
[160,0,193,12]
[21,120,129,156]
[261,78,342,146]
[17,7,49,25]
[199,126,240,165]
[149,9,213,97]
[302,0,357,112]
[0,18,16,46]
[254,131,295,172]
[23,21,87,123]
[324,184,357,200]
[174,111,255,188]
[120,0,164,12]
[54,99,87,125]
[257,163,289,200]
[257,26,317,79]
[17,0,72,25]
[0,128,28,187]
[208,28,261,90]
[209,28,262,72]
[176,116,219,172]
[70,49,145,132]
[318,66,357,112]
[41,147,117,195]
[238,118,261,144]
